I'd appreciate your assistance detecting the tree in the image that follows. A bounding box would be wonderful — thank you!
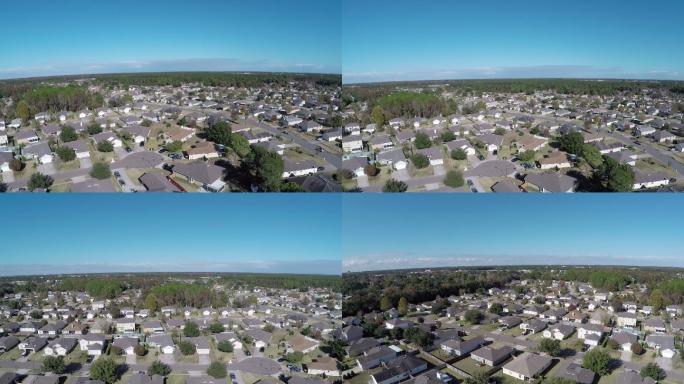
[148,361,171,377]
[205,121,232,145]
[519,150,536,162]
[581,144,603,169]
[165,141,183,152]
[217,340,234,353]
[597,156,634,192]
[184,321,200,337]
[229,133,251,157]
[134,344,147,356]
[144,293,159,313]
[383,179,407,192]
[87,123,103,135]
[16,100,31,122]
[489,303,503,315]
[370,106,387,127]
[539,338,562,357]
[9,159,24,172]
[27,173,53,191]
[558,131,584,155]
[640,362,666,381]
[280,181,305,192]
[494,127,506,136]
[177,340,196,355]
[209,322,224,333]
[90,357,121,384]
[398,297,409,316]
[631,342,644,355]
[451,148,467,160]
[60,126,78,142]
[42,356,65,374]
[463,371,491,384]
[412,154,429,169]
[285,351,304,364]
[414,133,431,149]
[245,146,283,191]
[582,348,612,376]
[380,296,392,311]
[90,162,111,180]
[364,164,379,176]
[56,146,76,162]
[97,140,114,152]
[464,309,484,324]
[650,289,665,312]
[441,131,456,142]
[207,362,227,378]
[322,339,347,360]
[444,170,464,188]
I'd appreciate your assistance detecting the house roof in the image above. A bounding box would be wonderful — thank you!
[173,161,224,185]
[139,172,181,193]
[525,172,577,192]
[502,352,552,378]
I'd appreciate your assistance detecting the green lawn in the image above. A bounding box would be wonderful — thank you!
[0,348,21,360]
[453,356,494,376]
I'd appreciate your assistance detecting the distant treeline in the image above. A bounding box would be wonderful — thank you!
[220,273,341,290]
[91,72,341,88]
[146,283,225,309]
[346,78,684,100]
[343,266,684,316]
[342,269,520,316]
[20,85,104,113]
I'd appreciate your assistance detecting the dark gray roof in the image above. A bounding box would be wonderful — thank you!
[139,172,181,193]
[173,161,224,185]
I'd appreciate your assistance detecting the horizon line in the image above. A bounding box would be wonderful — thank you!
[0,69,342,82]
[0,270,341,279]
[344,263,684,274]
[342,76,684,86]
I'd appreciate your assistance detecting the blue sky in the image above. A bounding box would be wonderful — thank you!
[343,0,684,83]
[0,0,340,79]
[1,195,340,276]
[342,194,684,272]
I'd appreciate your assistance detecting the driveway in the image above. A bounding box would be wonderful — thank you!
[38,162,56,175]
[126,355,136,365]
[2,171,14,183]
[433,164,446,176]
[113,168,144,192]
[392,168,410,181]
[79,157,92,169]
[356,175,369,188]
[198,354,210,364]
[114,146,128,159]
[160,354,175,364]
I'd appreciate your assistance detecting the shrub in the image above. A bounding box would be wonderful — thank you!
[444,170,464,188]
[206,362,226,378]
[383,179,407,192]
[42,356,65,374]
[451,148,467,160]
[134,344,147,356]
[364,164,379,176]
[56,146,77,162]
[209,322,224,334]
[414,133,431,149]
[148,361,171,376]
[90,162,111,180]
[640,362,666,381]
[90,357,121,384]
[177,341,196,356]
[217,340,233,353]
[411,153,429,169]
[184,321,200,337]
[97,140,114,152]
[539,338,562,357]
[27,173,53,191]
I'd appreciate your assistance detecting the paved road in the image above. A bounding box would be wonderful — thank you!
[607,131,684,176]
[7,151,163,191]
[245,118,341,170]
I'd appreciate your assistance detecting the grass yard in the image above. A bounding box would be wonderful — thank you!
[635,158,677,176]
[453,356,494,376]
[0,348,21,360]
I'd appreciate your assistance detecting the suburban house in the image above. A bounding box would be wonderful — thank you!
[22,142,53,164]
[555,363,595,384]
[185,142,219,160]
[470,345,514,366]
[538,151,571,169]
[376,148,408,170]
[44,338,77,356]
[615,312,637,327]
[342,136,363,153]
[610,332,637,352]
[112,337,139,355]
[15,130,40,145]
[63,140,91,159]
[440,336,485,356]
[502,352,552,381]
[525,173,577,193]
[369,135,394,151]
[645,334,676,358]
[146,334,175,354]
[92,132,123,148]
[542,324,574,340]
[115,319,136,334]
[172,161,226,192]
